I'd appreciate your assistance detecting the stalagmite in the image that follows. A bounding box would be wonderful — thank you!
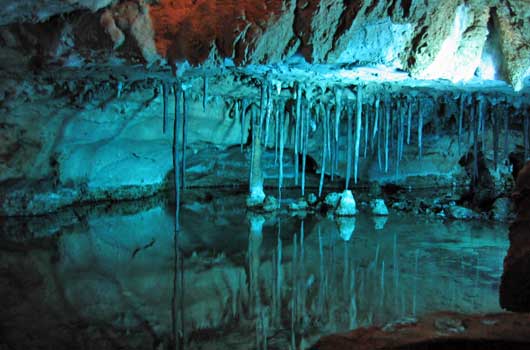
[173,83,181,230]
[385,99,390,172]
[202,74,208,112]
[295,84,302,186]
[418,99,423,160]
[162,82,168,134]
[407,98,412,145]
[181,88,188,189]
[346,104,353,188]
[354,85,362,184]
[458,94,464,155]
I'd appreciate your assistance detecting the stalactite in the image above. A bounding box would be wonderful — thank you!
[117,81,123,98]
[181,88,188,189]
[173,83,181,231]
[264,101,271,147]
[326,103,332,170]
[265,82,273,147]
[241,99,248,152]
[259,83,266,136]
[473,97,480,184]
[319,103,328,197]
[385,98,390,173]
[334,90,342,180]
[377,101,382,172]
[162,82,168,134]
[373,97,380,144]
[301,100,309,196]
[396,100,403,177]
[418,99,423,160]
[203,74,208,113]
[346,104,353,188]
[354,85,362,184]
[478,97,484,153]
[278,101,285,203]
[493,104,499,171]
[458,94,464,155]
[407,98,412,145]
[295,84,302,186]
[523,111,530,162]
[274,103,279,166]
[503,104,509,160]
[364,100,369,158]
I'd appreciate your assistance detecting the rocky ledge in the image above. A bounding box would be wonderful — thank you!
[312,311,530,350]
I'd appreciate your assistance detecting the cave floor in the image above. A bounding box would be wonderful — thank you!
[0,190,514,349]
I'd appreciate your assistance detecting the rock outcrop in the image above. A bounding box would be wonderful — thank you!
[500,160,530,311]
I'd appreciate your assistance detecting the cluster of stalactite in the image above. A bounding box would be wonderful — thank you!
[228,79,529,204]
[151,75,529,222]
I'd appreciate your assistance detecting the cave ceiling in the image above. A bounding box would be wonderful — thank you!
[0,0,529,98]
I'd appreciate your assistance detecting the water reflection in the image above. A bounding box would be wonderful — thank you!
[0,194,508,350]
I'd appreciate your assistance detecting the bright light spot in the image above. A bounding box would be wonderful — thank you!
[477,53,496,80]
[330,66,409,82]
[420,5,475,82]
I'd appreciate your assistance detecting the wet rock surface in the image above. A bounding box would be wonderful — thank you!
[312,312,530,350]
[500,160,530,312]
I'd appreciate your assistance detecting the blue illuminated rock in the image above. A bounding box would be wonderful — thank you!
[335,190,357,216]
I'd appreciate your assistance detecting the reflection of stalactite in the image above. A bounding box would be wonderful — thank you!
[171,231,185,350]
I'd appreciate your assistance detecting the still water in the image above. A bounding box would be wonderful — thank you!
[0,190,508,350]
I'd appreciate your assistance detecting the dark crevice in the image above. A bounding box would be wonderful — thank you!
[387,0,398,17]
[364,0,379,15]
[407,17,428,67]
[330,0,363,55]
[400,0,412,18]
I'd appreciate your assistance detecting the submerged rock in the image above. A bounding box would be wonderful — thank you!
[335,190,357,216]
[262,195,279,211]
[324,192,341,208]
[288,198,308,212]
[307,193,318,205]
[490,197,513,221]
[246,189,266,208]
[445,205,480,220]
[370,199,389,216]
